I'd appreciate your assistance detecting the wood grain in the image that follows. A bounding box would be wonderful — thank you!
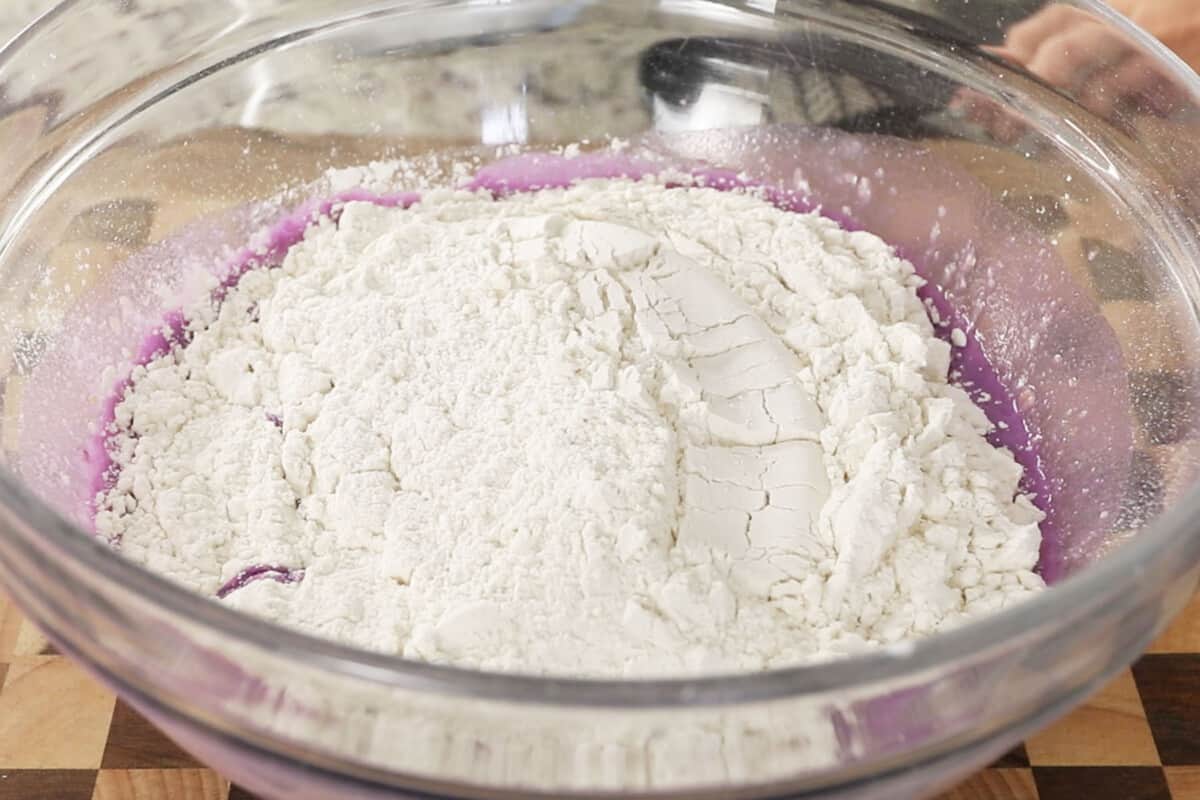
[0,770,97,800]
[101,701,203,770]
[1134,655,1200,766]
[1025,670,1160,766]
[1150,591,1200,655]
[1032,767,1171,800]
[1165,767,1200,800]
[92,768,228,800]
[0,657,116,769]
[938,768,1039,799]
[0,594,23,659]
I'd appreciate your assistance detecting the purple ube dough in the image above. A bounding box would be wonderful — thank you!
[216,565,306,599]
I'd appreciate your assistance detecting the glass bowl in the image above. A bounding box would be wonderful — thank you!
[0,1,1199,797]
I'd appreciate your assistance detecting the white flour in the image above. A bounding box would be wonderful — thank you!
[96,179,1044,677]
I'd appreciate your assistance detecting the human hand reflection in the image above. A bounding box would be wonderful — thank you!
[954,1,1196,141]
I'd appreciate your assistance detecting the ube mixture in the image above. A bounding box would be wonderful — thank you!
[90,155,1047,677]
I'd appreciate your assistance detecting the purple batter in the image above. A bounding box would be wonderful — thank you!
[216,565,305,600]
[91,152,1051,598]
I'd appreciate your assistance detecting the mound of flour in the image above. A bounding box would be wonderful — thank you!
[95,179,1044,676]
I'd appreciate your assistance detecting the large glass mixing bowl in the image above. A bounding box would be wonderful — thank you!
[0,0,1199,797]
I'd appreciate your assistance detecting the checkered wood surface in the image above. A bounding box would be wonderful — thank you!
[1,590,1198,799]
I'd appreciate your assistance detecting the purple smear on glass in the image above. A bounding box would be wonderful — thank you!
[86,309,193,504]
[919,282,1049,504]
[216,565,305,599]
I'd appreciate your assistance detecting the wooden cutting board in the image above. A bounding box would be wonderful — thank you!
[1,590,1199,799]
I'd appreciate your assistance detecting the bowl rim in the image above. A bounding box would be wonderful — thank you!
[2,0,1200,711]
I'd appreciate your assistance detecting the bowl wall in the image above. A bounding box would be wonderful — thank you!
[0,1,1199,797]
